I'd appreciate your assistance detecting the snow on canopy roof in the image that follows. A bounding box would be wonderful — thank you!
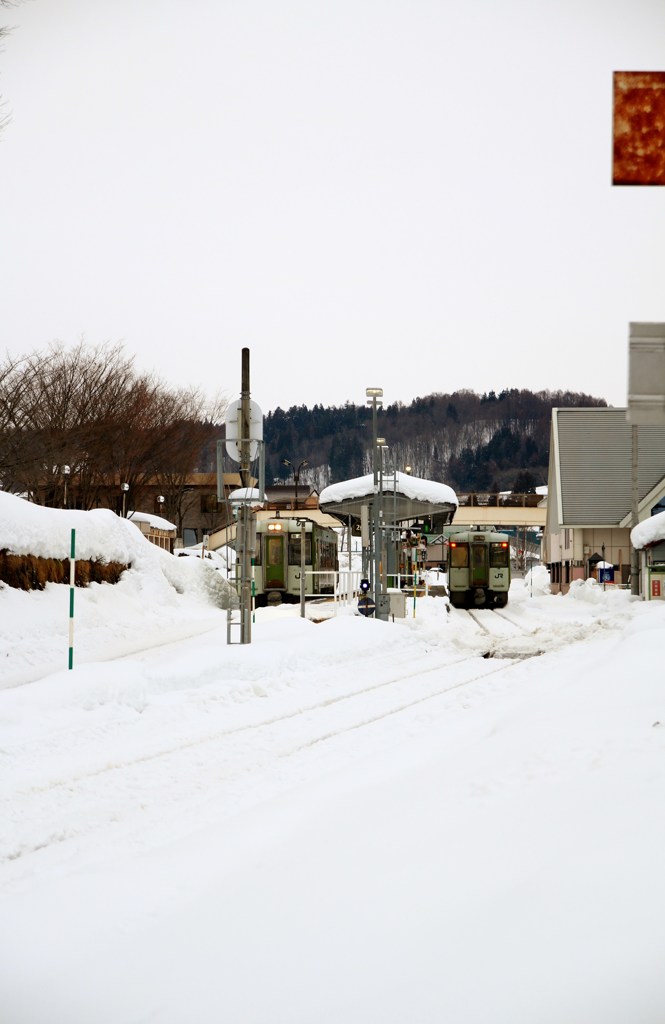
[228,487,264,505]
[631,509,665,549]
[0,490,159,563]
[319,472,457,523]
[128,510,177,531]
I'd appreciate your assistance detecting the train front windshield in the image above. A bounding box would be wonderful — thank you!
[288,534,312,564]
[449,543,469,567]
[490,542,510,568]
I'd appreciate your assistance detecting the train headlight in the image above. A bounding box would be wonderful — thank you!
[267,522,283,532]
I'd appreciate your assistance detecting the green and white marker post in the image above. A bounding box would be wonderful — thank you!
[68,528,76,670]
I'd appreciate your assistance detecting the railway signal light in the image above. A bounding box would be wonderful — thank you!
[360,578,370,593]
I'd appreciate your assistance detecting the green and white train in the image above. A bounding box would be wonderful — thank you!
[252,511,339,607]
[446,526,511,608]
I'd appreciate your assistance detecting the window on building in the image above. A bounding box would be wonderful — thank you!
[201,494,220,514]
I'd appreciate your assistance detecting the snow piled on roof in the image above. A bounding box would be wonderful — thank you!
[228,487,264,504]
[631,510,665,549]
[320,472,457,507]
[127,510,177,531]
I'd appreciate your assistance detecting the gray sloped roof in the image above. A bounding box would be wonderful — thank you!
[552,407,665,526]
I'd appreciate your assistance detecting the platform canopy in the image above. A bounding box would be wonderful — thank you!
[319,471,458,525]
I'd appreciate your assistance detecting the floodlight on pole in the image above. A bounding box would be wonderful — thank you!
[283,458,308,510]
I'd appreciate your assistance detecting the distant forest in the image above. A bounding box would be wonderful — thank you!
[259,389,607,494]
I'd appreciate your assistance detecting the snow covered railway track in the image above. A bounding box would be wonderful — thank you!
[458,607,527,637]
[453,607,541,658]
[491,607,533,632]
[2,650,537,872]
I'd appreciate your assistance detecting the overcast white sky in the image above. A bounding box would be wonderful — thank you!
[2,0,664,414]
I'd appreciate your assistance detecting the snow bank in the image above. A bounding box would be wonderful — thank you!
[523,564,551,595]
[566,576,634,606]
[0,490,149,563]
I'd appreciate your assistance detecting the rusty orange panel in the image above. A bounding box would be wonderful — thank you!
[613,71,665,185]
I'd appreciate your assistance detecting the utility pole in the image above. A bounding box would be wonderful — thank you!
[239,348,253,643]
[222,350,263,644]
[366,387,388,619]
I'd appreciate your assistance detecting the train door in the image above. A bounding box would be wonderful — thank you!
[264,533,286,590]
[470,539,489,587]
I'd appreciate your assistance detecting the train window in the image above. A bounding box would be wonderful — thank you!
[316,537,337,570]
[449,542,469,568]
[288,534,312,564]
[471,544,487,569]
[266,537,284,565]
[490,542,510,568]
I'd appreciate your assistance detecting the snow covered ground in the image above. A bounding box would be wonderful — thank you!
[2,492,665,1023]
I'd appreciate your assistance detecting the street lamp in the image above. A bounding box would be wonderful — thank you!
[283,458,308,510]
[121,482,129,518]
[62,464,71,509]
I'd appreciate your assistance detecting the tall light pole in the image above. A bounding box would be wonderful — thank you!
[377,438,389,591]
[366,387,384,617]
[121,482,129,518]
[283,458,308,510]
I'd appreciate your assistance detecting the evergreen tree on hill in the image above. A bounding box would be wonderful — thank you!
[262,389,606,490]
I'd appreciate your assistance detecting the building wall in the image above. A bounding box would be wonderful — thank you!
[548,526,631,593]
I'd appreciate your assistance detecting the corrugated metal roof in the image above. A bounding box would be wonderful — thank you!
[554,408,665,525]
